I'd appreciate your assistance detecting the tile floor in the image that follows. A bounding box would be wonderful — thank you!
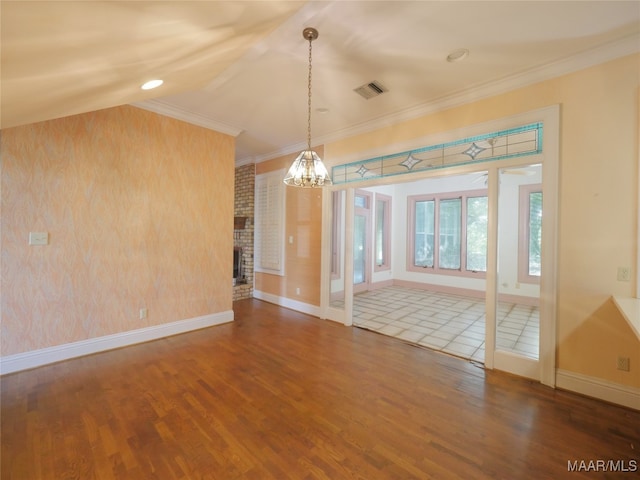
[352,285,539,362]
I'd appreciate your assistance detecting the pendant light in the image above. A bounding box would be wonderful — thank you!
[283,27,332,187]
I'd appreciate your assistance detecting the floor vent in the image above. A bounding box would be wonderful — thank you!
[354,81,387,99]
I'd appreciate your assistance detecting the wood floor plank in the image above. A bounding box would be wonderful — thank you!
[2,298,639,479]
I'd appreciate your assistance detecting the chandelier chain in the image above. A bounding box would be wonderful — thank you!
[306,34,313,151]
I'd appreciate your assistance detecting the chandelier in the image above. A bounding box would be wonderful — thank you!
[283,27,332,187]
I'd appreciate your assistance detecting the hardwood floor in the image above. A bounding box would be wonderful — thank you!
[2,298,638,479]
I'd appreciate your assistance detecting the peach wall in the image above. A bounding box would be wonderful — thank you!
[255,147,324,306]
[325,54,640,388]
[1,105,235,356]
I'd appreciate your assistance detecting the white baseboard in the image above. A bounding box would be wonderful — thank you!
[253,290,321,318]
[0,310,234,375]
[556,369,640,411]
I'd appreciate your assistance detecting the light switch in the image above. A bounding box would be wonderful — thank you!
[29,232,49,246]
[289,235,294,244]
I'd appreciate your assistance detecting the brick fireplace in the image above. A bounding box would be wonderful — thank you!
[233,164,254,301]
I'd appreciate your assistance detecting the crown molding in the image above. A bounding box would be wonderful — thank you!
[234,156,257,167]
[132,99,243,137]
[132,32,638,166]
[239,32,640,166]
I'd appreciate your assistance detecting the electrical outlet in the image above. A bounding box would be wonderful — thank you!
[617,356,630,372]
[617,267,631,282]
[139,308,148,320]
[28,232,49,246]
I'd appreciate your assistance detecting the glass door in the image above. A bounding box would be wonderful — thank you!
[329,190,346,309]
[492,164,542,379]
[353,191,371,294]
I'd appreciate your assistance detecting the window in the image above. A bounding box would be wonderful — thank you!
[414,199,435,267]
[408,190,487,276]
[374,193,391,272]
[466,196,489,272]
[439,198,461,269]
[518,184,542,284]
[254,170,286,275]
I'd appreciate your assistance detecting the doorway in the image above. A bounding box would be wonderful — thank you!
[322,107,559,386]
[349,172,490,363]
[340,165,543,369]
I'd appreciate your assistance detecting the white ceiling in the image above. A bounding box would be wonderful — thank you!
[2,1,639,165]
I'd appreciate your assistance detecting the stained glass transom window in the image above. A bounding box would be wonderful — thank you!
[331,123,543,185]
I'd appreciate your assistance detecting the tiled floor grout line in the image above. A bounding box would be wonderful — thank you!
[351,286,539,362]
[441,311,485,360]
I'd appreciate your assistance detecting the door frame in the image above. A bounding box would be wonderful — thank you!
[321,105,559,387]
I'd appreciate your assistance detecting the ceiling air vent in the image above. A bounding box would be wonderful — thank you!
[354,81,387,100]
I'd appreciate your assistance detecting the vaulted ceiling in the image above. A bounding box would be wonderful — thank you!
[2,1,639,164]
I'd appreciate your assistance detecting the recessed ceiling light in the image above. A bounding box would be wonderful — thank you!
[141,79,163,90]
[446,49,469,63]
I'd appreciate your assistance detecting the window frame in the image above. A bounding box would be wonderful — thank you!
[518,183,542,285]
[407,188,488,278]
[374,193,392,272]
